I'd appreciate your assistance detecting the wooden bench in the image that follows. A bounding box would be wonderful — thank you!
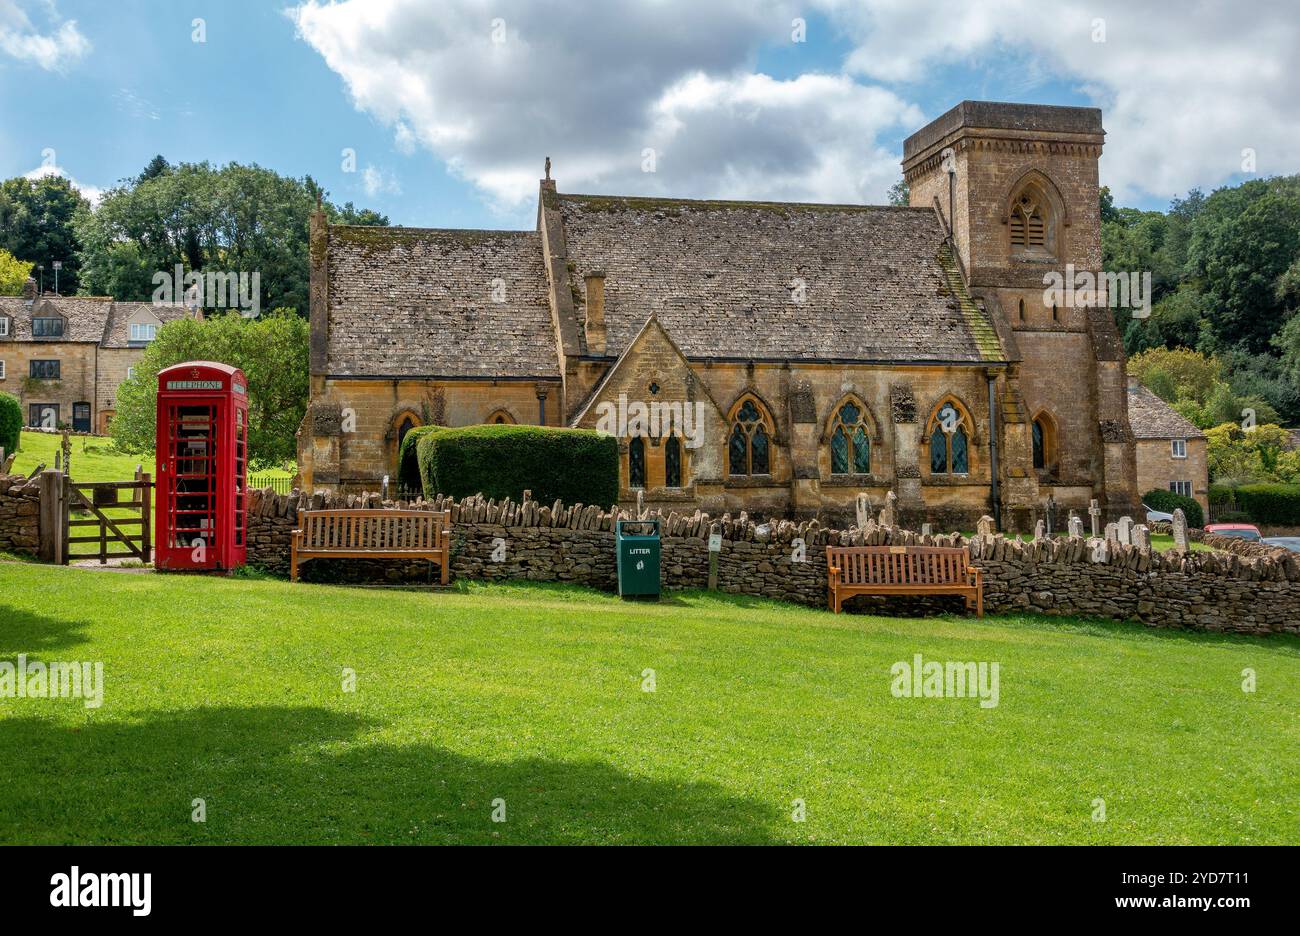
[291,509,452,584]
[826,545,982,616]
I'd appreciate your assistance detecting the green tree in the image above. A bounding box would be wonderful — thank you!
[111,310,308,468]
[76,161,388,314]
[886,179,909,207]
[0,174,90,294]
[0,247,33,295]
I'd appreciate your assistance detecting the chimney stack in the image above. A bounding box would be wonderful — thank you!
[21,277,36,302]
[584,271,606,355]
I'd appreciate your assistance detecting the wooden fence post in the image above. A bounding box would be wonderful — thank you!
[38,469,64,564]
[141,472,152,564]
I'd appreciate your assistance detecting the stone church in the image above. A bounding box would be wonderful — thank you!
[298,100,1140,530]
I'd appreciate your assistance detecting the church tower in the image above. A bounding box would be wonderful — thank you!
[902,101,1139,523]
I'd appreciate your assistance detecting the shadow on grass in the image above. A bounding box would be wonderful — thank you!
[0,705,784,845]
[0,602,93,655]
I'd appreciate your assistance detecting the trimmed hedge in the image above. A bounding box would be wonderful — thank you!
[418,424,618,507]
[397,425,442,493]
[1234,484,1300,526]
[0,391,20,461]
[1142,488,1204,528]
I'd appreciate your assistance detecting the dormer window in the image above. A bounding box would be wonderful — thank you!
[0,316,9,337]
[32,316,65,338]
[130,323,158,342]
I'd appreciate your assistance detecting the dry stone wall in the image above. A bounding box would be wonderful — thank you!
[243,487,1300,636]
[0,473,41,555]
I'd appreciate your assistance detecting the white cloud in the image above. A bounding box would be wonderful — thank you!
[0,0,90,71]
[818,0,1300,202]
[24,162,102,206]
[289,0,923,211]
[290,0,1300,213]
[361,164,401,197]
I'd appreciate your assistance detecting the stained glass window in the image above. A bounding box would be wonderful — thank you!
[1032,419,1045,470]
[930,401,970,475]
[629,436,646,488]
[728,398,771,475]
[829,401,870,474]
[665,436,681,487]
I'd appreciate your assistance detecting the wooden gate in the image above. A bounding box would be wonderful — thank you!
[61,471,153,564]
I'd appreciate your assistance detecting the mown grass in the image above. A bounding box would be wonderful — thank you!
[0,563,1295,845]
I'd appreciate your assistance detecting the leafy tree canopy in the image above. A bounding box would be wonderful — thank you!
[0,247,33,296]
[0,173,91,294]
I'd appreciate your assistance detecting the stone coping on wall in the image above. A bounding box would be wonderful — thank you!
[247,487,1300,585]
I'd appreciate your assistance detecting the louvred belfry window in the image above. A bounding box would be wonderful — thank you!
[1009,194,1048,251]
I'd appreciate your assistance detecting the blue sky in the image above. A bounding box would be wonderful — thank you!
[1,0,1294,229]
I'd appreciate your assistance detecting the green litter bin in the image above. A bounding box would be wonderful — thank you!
[616,519,661,600]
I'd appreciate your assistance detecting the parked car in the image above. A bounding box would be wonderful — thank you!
[1263,537,1300,553]
[1142,503,1173,523]
[1204,522,1263,541]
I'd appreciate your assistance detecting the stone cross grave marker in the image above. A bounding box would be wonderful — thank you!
[1172,508,1188,552]
[921,522,933,536]
[1088,499,1102,538]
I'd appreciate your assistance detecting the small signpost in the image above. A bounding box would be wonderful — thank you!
[707,530,722,590]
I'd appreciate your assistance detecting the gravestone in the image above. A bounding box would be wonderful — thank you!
[920,523,933,536]
[1045,494,1056,536]
[1088,499,1102,538]
[855,492,872,530]
[976,515,995,536]
[1132,524,1150,550]
[1033,519,1045,542]
[1104,522,1118,543]
[1068,512,1084,538]
[1117,515,1133,545]
[1172,508,1188,552]
[879,491,897,528]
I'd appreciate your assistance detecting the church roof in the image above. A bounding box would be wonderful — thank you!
[324,226,560,379]
[1127,383,1205,439]
[556,193,1004,364]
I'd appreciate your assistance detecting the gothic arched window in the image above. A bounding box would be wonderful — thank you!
[1031,411,1056,473]
[829,400,871,474]
[728,397,772,476]
[927,399,971,475]
[665,435,682,488]
[628,436,646,489]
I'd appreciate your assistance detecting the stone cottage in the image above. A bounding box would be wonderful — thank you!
[298,100,1141,530]
[0,279,197,435]
[1127,377,1209,514]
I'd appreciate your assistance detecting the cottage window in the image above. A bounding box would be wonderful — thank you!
[0,316,9,337]
[30,359,60,380]
[130,323,158,342]
[1171,439,1187,459]
[1169,480,1192,497]
[32,316,64,338]
[728,397,771,476]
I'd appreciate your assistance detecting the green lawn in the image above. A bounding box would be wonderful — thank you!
[0,563,1295,845]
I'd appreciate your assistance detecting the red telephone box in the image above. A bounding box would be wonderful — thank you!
[155,361,248,572]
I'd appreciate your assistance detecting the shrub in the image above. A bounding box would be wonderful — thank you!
[1233,483,1300,526]
[0,391,20,461]
[1142,488,1204,528]
[418,424,618,507]
[397,425,442,493]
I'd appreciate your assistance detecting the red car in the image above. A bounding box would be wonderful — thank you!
[1204,522,1263,542]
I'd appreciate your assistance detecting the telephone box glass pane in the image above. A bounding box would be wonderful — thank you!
[169,404,218,550]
